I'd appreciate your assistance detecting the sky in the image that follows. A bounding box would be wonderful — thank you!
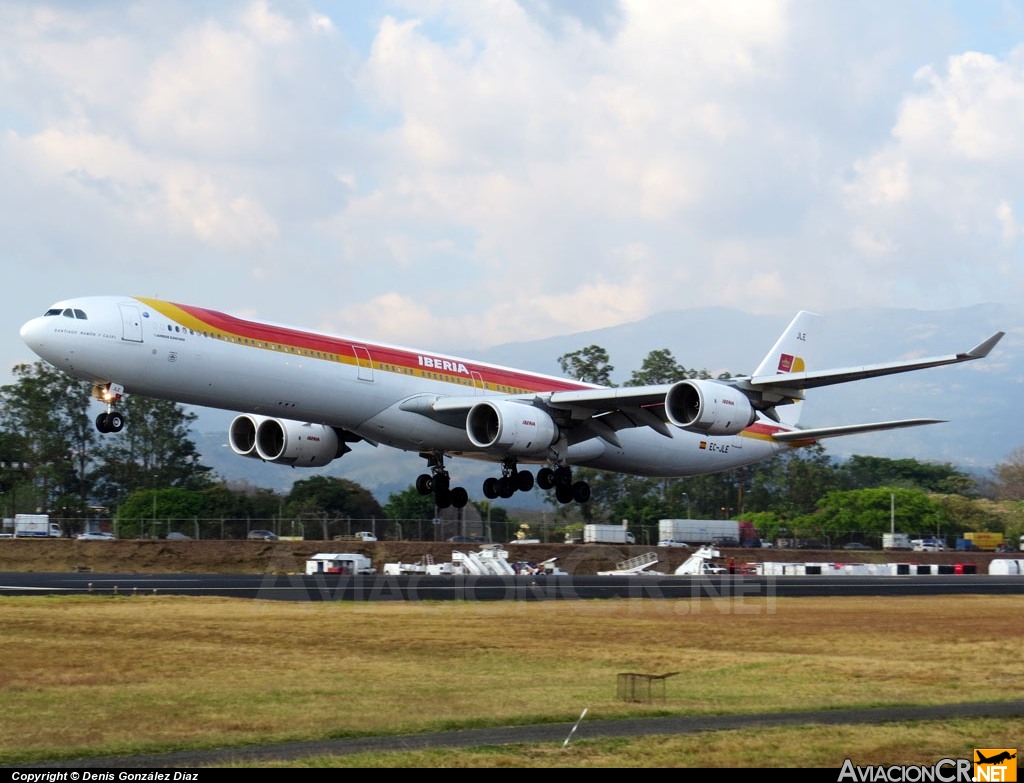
[3,0,1024,378]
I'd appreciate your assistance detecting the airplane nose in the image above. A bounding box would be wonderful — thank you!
[20,317,39,345]
[20,316,52,361]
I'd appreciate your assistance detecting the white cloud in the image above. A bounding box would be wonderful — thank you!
[2,0,1024,373]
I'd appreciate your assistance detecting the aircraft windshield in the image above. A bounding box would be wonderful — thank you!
[43,308,88,319]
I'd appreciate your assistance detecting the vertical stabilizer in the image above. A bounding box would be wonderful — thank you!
[753,311,821,426]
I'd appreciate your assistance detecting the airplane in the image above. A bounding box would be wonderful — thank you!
[976,751,1016,765]
[19,297,1004,509]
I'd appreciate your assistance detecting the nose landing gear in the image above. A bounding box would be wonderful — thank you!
[92,383,126,433]
[96,411,125,433]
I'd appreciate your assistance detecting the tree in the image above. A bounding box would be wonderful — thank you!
[285,476,383,520]
[624,348,687,386]
[808,487,948,540]
[0,361,98,513]
[557,345,615,386]
[993,446,1024,501]
[622,348,724,386]
[746,444,845,517]
[385,485,438,521]
[840,455,975,495]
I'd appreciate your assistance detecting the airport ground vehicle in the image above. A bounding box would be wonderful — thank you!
[247,529,278,541]
[911,538,946,552]
[334,531,378,543]
[305,553,376,575]
[583,524,635,544]
[957,532,1004,551]
[657,518,760,547]
[2,514,63,538]
[882,533,912,550]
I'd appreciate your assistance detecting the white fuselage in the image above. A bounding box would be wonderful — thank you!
[20,296,790,478]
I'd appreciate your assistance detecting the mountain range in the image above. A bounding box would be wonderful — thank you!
[190,303,1021,503]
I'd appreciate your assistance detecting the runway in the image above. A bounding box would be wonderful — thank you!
[2,571,1022,600]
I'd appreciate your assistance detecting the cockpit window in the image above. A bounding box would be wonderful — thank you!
[42,307,87,319]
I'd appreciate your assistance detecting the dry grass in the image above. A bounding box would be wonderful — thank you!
[1,594,1022,765]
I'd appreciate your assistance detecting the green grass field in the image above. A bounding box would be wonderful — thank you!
[1,594,1021,767]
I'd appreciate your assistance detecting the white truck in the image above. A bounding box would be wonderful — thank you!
[305,553,376,575]
[583,524,635,545]
[333,531,378,543]
[658,519,744,547]
[882,533,912,550]
[5,514,63,538]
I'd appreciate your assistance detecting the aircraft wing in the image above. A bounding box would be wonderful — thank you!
[418,387,676,446]
[747,331,1005,394]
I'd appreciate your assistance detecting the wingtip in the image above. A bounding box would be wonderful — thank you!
[965,331,1005,359]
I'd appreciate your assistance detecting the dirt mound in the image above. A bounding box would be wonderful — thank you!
[0,539,1005,575]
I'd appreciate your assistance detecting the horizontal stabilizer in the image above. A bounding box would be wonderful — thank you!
[771,418,945,442]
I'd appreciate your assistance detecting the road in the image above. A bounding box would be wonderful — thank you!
[2,571,1022,600]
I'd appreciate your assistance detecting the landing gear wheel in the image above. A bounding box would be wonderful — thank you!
[498,476,516,499]
[555,484,574,504]
[415,474,433,495]
[450,487,469,509]
[106,411,125,433]
[435,487,452,509]
[571,480,591,503]
[482,477,499,499]
[516,470,535,492]
[96,412,110,433]
[536,467,555,490]
[554,466,572,488]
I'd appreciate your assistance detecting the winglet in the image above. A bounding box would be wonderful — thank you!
[964,331,1004,359]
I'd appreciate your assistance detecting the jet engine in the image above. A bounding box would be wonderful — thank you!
[228,414,348,467]
[664,380,757,436]
[466,400,559,456]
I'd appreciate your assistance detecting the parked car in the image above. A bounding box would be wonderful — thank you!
[657,540,689,548]
[911,538,945,552]
[448,535,486,543]
[842,542,872,551]
[76,532,115,540]
[247,530,279,541]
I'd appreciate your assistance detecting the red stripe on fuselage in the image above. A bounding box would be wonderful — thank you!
[141,298,591,394]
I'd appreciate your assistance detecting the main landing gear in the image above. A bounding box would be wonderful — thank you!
[482,458,535,500]
[415,454,469,510]
[485,462,589,504]
[535,465,591,505]
[418,455,591,507]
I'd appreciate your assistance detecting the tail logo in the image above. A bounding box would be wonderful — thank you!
[777,354,805,374]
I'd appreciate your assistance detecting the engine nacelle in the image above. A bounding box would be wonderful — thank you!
[664,380,756,436]
[466,400,559,456]
[228,414,346,467]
